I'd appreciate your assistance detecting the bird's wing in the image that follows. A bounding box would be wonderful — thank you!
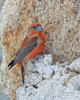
[20,35,38,48]
[8,36,38,70]
[15,36,38,62]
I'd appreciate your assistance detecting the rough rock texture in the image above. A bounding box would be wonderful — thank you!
[0,37,2,65]
[16,54,80,100]
[0,0,5,12]
[1,0,80,64]
[0,0,4,64]
[69,57,80,73]
[0,13,2,65]
[0,0,80,100]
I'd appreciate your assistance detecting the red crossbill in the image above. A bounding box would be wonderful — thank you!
[8,23,46,84]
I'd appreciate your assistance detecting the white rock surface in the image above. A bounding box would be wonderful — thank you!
[69,57,80,73]
[16,54,80,100]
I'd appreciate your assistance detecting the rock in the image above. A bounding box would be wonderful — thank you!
[0,51,2,60]
[0,0,80,100]
[25,54,54,86]
[28,54,53,79]
[1,0,80,64]
[0,94,10,100]
[68,75,80,91]
[0,0,5,12]
[69,57,80,73]
[0,42,2,65]
[16,55,80,100]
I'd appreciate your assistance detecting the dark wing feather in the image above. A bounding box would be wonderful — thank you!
[15,38,38,61]
[8,37,38,70]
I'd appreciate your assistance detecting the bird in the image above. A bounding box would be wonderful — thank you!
[8,22,46,84]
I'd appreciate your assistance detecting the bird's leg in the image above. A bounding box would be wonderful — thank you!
[25,62,29,75]
[21,62,26,85]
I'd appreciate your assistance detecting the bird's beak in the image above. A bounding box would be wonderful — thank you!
[36,27,43,32]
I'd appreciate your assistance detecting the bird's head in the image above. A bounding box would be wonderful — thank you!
[27,23,45,41]
[29,22,43,32]
[27,23,44,38]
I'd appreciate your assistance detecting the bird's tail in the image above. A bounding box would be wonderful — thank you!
[8,59,16,70]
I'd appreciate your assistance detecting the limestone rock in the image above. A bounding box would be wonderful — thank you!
[69,57,80,73]
[16,54,80,100]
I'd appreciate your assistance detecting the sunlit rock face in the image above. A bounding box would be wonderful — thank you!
[0,0,80,100]
[16,54,80,100]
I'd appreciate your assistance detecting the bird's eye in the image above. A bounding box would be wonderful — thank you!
[32,26,36,29]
